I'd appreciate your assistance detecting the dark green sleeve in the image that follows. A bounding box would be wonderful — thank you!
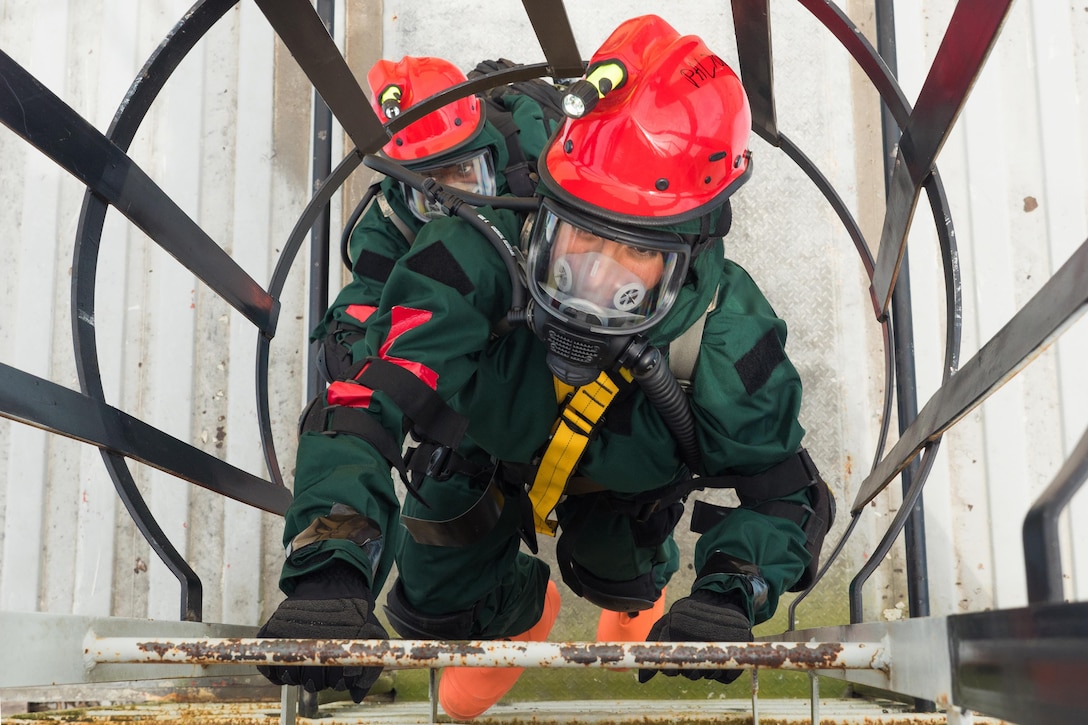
[362,208,561,462]
[690,260,805,476]
[311,183,416,343]
[504,93,557,161]
[282,431,404,593]
[283,209,526,593]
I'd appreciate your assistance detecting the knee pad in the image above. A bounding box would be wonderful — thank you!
[316,320,366,384]
[383,578,478,639]
[568,561,659,612]
[792,474,835,591]
[316,335,351,384]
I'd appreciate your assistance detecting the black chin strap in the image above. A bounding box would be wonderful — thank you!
[715,199,733,238]
[690,200,732,259]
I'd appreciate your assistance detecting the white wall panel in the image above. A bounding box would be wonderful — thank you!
[0,0,312,625]
[1,0,69,614]
[219,0,275,628]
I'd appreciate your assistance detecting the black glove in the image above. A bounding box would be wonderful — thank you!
[638,589,752,685]
[257,561,388,702]
[468,58,519,79]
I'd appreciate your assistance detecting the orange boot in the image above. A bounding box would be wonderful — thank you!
[596,587,667,641]
[439,579,561,720]
[596,587,666,671]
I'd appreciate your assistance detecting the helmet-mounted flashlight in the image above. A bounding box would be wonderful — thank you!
[561,60,627,118]
[379,85,403,119]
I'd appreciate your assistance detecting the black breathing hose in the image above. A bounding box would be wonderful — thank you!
[623,339,702,473]
[339,181,382,270]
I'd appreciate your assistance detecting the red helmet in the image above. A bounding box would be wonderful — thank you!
[367,56,483,161]
[540,15,752,224]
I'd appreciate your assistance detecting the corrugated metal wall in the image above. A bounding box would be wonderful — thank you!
[0,0,318,625]
[0,0,1085,641]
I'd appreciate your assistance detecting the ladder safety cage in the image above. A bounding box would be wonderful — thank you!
[0,0,1085,723]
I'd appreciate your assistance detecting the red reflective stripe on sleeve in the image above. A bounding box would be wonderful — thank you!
[327,380,374,408]
[379,306,433,356]
[384,358,439,389]
[345,304,377,325]
[376,305,439,390]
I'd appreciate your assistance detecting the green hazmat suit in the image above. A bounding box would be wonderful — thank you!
[282,191,813,636]
[312,90,556,366]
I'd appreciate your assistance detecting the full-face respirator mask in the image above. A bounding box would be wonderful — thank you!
[525,199,691,385]
[402,147,497,222]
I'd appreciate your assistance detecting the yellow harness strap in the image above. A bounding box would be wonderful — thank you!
[529,368,633,535]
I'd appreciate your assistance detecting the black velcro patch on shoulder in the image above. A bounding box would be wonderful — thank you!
[353,249,396,283]
[734,328,786,396]
[405,240,475,296]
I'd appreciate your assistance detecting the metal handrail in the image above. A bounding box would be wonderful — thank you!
[88,637,887,672]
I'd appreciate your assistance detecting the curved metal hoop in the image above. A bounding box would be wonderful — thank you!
[72,0,245,622]
[735,0,962,622]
